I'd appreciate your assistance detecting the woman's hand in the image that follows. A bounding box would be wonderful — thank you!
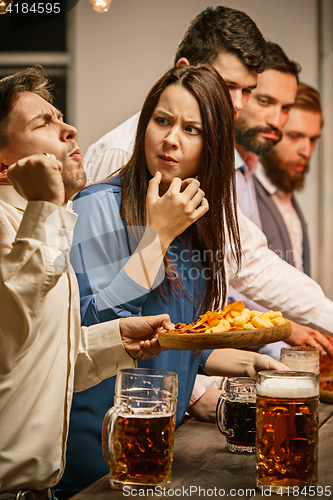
[205,349,290,379]
[243,352,290,378]
[146,172,209,252]
[124,172,208,290]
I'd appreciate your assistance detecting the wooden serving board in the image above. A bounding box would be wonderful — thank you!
[158,320,291,350]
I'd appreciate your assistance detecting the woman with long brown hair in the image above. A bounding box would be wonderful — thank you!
[65,65,285,491]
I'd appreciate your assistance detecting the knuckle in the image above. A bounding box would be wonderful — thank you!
[16,158,26,167]
[166,190,177,202]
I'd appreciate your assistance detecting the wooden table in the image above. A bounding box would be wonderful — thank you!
[69,402,333,500]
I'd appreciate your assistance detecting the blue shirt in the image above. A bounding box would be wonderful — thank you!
[58,177,213,494]
[234,148,262,229]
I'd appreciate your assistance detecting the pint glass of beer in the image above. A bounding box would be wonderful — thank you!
[216,377,256,453]
[102,368,178,489]
[256,371,319,492]
[280,347,320,375]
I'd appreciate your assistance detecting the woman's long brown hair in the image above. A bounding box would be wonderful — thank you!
[114,65,241,311]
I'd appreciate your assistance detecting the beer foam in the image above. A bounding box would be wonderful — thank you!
[257,376,319,398]
[127,412,174,418]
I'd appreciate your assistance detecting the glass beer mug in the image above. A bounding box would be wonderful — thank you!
[216,377,256,453]
[102,368,178,489]
[256,371,319,492]
[280,346,320,375]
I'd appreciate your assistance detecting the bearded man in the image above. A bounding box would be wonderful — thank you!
[235,71,331,360]
[254,83,323,275]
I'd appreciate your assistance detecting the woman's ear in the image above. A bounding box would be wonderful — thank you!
[175,58,190,68]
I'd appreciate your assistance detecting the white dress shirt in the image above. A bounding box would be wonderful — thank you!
[84,112,139,184]
[227,206,333,335]
[0,186,135,493]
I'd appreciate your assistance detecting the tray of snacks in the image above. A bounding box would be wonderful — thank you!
[159,301,291,350]
[319,353,333,404]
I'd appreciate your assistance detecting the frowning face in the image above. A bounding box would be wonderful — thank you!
[0,91,86,198]
[145,84,204,195]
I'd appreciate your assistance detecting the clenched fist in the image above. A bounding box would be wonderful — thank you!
[7,154,65,206]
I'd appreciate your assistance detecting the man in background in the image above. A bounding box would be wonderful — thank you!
[255,82,323,276]
[234,51,333,357]
[234,41,299,227]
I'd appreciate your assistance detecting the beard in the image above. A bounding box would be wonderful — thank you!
[60,148,87,201]
[260,149,309,193]
[235,118,283,156]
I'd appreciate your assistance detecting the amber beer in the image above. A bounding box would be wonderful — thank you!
[102,368,178,489]
[256,371,319,492]
[107,412,175,486]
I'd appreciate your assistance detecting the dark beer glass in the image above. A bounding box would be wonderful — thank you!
[216,377,256,452]
[102,368,178,489]
[256,371,319,493]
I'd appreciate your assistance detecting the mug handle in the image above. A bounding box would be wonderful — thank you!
[102,405,126,467]
[216,393,234,438]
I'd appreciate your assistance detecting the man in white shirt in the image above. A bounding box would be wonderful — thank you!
[0,67,172,499]
[235,56,333,358]
[255,82,323,276]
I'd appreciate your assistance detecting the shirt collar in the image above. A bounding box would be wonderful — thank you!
[255,162,278,195]
[0,185,27,210]
[234,148,246,171]
[255,162,293,201]
[234,148,259,175]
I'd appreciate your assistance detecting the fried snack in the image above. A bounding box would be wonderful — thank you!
[320,380,333,391]
[169,301,286,334]
[251,315,273,329]
[320,353,333,379]
[233,308,252,329]
[271,317,286,326]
